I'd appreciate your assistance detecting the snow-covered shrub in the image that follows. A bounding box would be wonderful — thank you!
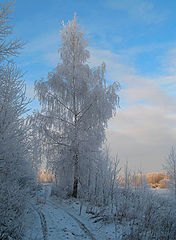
[117,188,176,239]
[0,64,34,239]
[86,180,176,240]
[51,183,73,199]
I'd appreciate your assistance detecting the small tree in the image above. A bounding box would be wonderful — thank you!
[164,146,176,198]
[35,16,120,198]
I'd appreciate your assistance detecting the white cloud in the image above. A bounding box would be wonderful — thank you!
[107,105,176,172]
[106,0,166,24]
[89,47,136,81]
[25,81,35,99]
[157,48,176,98]
[20,30,60,68]
[162,48,176,75]
[89,47,176,172]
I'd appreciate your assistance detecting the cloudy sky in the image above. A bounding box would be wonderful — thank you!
[13,0,176,172]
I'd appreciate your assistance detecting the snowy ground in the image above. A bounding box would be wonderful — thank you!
[150,188,174,198]
[25,185,175,240]
[24,184,122,240]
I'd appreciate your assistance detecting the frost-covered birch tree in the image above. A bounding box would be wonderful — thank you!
[35,16,120,198]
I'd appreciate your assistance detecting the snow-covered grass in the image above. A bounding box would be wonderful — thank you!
[85,187,176,240]
[115,188,176,239]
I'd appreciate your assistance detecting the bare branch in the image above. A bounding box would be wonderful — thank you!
[48,91,74,114]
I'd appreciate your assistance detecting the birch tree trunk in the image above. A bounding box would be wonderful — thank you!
[72,150,79,197]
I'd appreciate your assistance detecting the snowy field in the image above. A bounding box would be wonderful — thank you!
[150,188,174,198]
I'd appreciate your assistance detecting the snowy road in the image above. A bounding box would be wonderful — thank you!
[34,207,47,240]
[25,185,120,240]
[40,200,95,240]
[47,200,96,240]
[41,198,120,240]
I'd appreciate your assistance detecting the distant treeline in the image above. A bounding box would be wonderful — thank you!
[145,172,169,188]
[122,172,169,189]
[38,170,55,183]
[38,170,169,189]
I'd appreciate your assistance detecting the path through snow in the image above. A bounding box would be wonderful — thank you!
[25,185,121,240]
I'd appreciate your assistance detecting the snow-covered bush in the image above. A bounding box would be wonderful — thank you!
[83,163,176,240]
[90,185,176,240]
[120,190,176,239]
[0,64,34,239]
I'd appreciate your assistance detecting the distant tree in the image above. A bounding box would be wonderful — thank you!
[164,146,176,197]
[35,16,120,198]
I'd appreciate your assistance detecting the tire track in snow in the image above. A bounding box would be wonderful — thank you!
[48,200,96,240]
[31,205,47,240]
[37,209,47,240]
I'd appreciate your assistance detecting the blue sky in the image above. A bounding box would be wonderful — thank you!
[13,0,176,172]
